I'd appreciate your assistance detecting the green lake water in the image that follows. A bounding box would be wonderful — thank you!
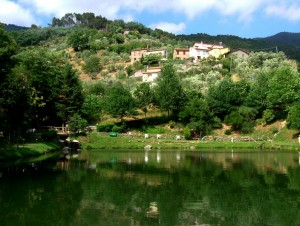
[0,150,300,226]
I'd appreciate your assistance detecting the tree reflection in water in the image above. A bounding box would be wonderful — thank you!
[0,151,299,226]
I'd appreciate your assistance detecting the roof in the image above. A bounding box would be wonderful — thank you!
[174,48,189,51]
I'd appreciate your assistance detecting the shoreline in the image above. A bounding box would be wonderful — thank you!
[0,141,62,160]
[77,133,300,151]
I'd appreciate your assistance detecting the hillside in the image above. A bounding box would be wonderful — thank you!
[177,33,300,61]
[263,32,300,48]
[3,23,29,31]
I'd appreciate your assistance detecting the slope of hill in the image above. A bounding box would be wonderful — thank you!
[3,23,29,31]
[177,33,300,61]
[262,32,300,48]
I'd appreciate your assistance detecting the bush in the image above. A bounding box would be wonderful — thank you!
[145,126,166,134]
[41,129,57,141]
[83,55,102,74]
[224,129,232,135]
[270,126,279,134]
[212,117,222,129]
[241,121,255,134]
[117,71,127,79]
[169,120,176,129]
[108,64,116,72]
[112,123,126,133]
[262,109,275,124]
[97,123,115,132]
[125,65,134,76]
[183,126,191,140]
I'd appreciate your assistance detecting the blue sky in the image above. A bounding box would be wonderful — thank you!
[0,0,300,38]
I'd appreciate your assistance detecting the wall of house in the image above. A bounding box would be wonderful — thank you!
[209,48,230,58]
[173,49,190,59]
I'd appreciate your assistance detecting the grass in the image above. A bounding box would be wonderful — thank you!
[0,141,62,160]
[77,131,300,151]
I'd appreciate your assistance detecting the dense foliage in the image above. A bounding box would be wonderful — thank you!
[1,14,300,143]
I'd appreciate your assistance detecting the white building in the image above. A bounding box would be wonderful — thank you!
[189,42,224,62]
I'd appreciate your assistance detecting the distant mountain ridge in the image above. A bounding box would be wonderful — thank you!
[2,21,299,61]
[177,32,300,61]
[262,32,300,48]
[3,23,29,31]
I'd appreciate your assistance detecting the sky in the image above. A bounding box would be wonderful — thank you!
[0,0,300,38]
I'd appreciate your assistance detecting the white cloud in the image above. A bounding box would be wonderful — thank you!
[149,22,186,34]
[0,0,37,26]
[1,0,299,28]
[15,0,269,21]
[266,3,300,21]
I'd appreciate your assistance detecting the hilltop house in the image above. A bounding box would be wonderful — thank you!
[130,49,168,64]
[189,42,229,62]
[130,49,148,63]
[230,49,250,59]
[142,66,161,82]
[173,48,190,60]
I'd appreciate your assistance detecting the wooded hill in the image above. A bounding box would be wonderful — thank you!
[1,13,300,143]
[177,32,300,61]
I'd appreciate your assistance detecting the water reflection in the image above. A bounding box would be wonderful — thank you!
[0,150,300,226]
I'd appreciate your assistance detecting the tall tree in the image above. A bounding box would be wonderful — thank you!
[266,66,300,113]
[104,83,136,120]
[0,26,18,131]
[0,26,18,83]
[206,78,249,119]
[54,63,84,126]
[155,63,185,116]
[134,83,154,117]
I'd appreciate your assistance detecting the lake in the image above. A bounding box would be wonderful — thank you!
[0,150,300,226]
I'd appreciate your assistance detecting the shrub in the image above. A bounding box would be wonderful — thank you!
[262,109,275,124]
[270,126,279,134]
[212,117,222,129]
[112,124,126,133]
[224,129,232,135]
[117,71,127,79]
[116,64,124,70]
[41,129,57,141]
[241,121,255,134]
[183,126,191,140]
[97,123,115,132]
[83,55,102,74]
[108,64,116,72]
[125,65,134,76]
[169,120,176,129]
[145,126,165,134]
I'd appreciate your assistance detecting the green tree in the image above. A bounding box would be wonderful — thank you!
[245,71,269,116]
[141,53,162,66]
[179,96,213,135]
[287,102,300,130]
[0,26,18,82]
[104,83,136,120]
[82,94,103,124]
[267,66,300,113]
[207,78,249,119]
[67,28,89,51]
[0,27,18,131]
[134,83,154,117]
[155,63,185,116]
[68,113,87,134]
[54,63,84,126]
[83,54,101,77]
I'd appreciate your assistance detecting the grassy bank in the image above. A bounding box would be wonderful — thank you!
[77,132,300,151]
[0,141,62,160]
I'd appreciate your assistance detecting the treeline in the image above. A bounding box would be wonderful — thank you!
[50,12,175,39]
[1,21,300,143]
[177,33,300,61]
